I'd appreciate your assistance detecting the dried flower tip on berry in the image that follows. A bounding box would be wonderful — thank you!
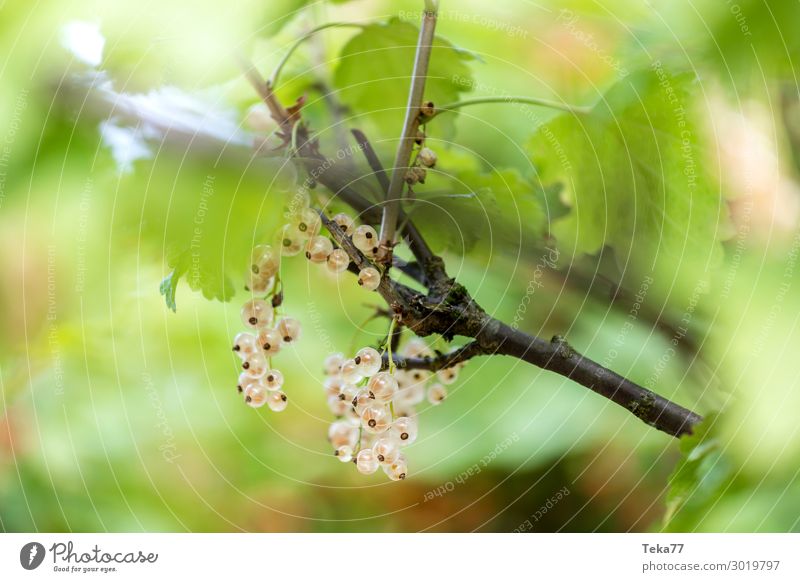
[355,347,382,376]
[420,101,435,117]
[241,299,273,329]
[358,267,381,291]
[232,332,258,357]
[418,147,437,168]
[356,448,380,475]
[427,382,448,404]
[257,328,283,356]
[243,383,269,408]
[305,235,333,263]
[326,248,350,274]
[267,390,288,412]
[332,212,355,235]
[277,317,302,343]
[352,225,378,253]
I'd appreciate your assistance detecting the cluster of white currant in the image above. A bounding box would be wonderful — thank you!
[323,338,465,481]
[231,244,301,412]
[404,129,438,186]
[274,205,382,291]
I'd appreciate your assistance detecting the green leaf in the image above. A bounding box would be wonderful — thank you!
[333,18,475,138]
[529,68,729,271]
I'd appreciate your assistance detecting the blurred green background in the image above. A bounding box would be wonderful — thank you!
[1,0,799,532]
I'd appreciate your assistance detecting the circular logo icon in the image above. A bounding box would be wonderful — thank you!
[20,542,46,570]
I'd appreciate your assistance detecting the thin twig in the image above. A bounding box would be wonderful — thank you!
[422,95,592,121]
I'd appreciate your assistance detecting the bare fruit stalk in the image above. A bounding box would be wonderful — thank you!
[377,2,438,264]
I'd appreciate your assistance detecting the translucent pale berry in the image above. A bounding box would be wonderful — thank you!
[358,267,381,291]
[237,373,263,395]
[257,328,283,355]
[390,416,418,445]
[338,384,360,403]
[246,271,273,295]
[373,437,400,465]
[241,299,273,329]
[408,369,431,385]
[323,352,345,376]
[326,214,351,236]
[352,225,378,253]
[368,372,398,403]
[232,332,258,358]
[250,244,279,278]
[436,367,459,385]
[360,404,391,434]
[335,445,354,463]
[263,369,284,391]
[243,384,268,408]
[403,338,431,358]
[305,235,333,263]
[326,248,350,274]
[355,347,382,376]
[327,394,349,416]
[241,354,268,379]
[277,317,302,343]
[267,390,288,412]
[328,421,358,448]
[356,448,380,475]
[383,454,408,481]
[340,358,364,384]
[427,383,448,404]
[418,147,437,168]
[276,224,306,256]
[324,376,346,398]
[294,207,321,236]
[352,389,375,415]
[393,382,425,407]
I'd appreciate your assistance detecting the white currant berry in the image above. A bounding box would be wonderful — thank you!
[324,352,345,376]
[250,244,279,278]
[392,405,417,420]
[246,271,273,295]
[267,390,288,412]
[245,103,277,133]
[277,317,302,344]
[257,328,283,355]
[328,421,359,448]
[403,338,432,358]
[335,445,354,463]
[326,248,350,274]
[355,346,382,376]
[263,369,284,391]
[294,207,321,236]
[383,453,408,481]
[241,353,268,378]
[368,372,398,403]
[338,383,360,403]
[417,147,437,168]
[390,416,418,445]
[232,332,258,358]
[360,404,391,434]
[305,235,333,263]
[276,224,306,256]
[332,212,355,235]
[404,168,420,185]
[237,373,264,395]
[340,358,364,384]
[394,382,425,407]
[436,367,459,385]
[327,394,350,416]
[243,383,268,408]
[241,299,273,329]
[324,376,346,398]
[352,389,375,415]
[408,368,431,385]
[358,267,381,291]
[427,382,448,404]
[352,225,378,253]
[356,448,380,475]
[373,437,401,465]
